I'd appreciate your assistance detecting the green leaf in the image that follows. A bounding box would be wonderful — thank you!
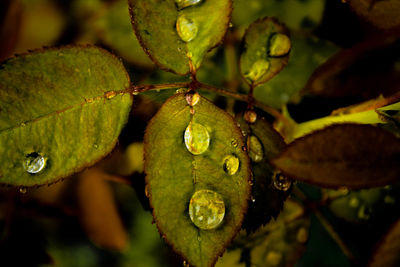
[144,92,251,267]
[369,219,400,267]
[240,17,291,87]
[0,45,132,186]
[254,36,338,108]
[272,124,400,189]
[236,114,290,233]
[93,0,154,67]
[129,0,232,75]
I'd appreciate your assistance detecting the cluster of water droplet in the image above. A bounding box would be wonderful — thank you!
[175,0,203,43]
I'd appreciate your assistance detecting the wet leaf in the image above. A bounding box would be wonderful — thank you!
[273,124,400,189]
[240,17,291,87]
[254,36,338,108]
[144,93,251,267]
[236,114,290,233]
[350,0,400,30]
[94,0,154,67]
[0,45,132,186]
[77,168,128,251]
[369,219,400,267]
[304,34,400,99]
[129,0,232,75]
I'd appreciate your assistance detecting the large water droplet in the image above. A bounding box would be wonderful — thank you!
[184,122,210,155]
[175,0,202,9]
[245,59,270,82]
[272,171,292,191]
[223,154,240,175]
[23,152,47,174]
[268,33,291,57]
[185,91,200,106]
[189,189,225,230]
[247,135,264,162]
[176,15,198,42]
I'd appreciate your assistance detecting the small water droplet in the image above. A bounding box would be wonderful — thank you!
[23,152,47,174]
[268,33,291,57]
[189,189,225,230]
[244,110,257,123]
[182,260,190,267]
[348,196,359,208]
[132,89,140,95]
[176,15,198,43]
[19,187,27,194]
[175,0,202,9]
[105,91,117,99]
[266,251,282,266]
[93,143,99,149]
[229,22,233,28]
[223,154,240,175]
[296,227,308,243]
[197,235,202,241]
[231,139,238,148]
[184,122,210,155]
[384,195,396,204]
[248,179,254,186]
[272,171,292,191]
[251,196,256,203]
[245,59,270,82]
[145,184,150,198]
[20,122,26,127]
[185,91,200,106]
[176,88,187,94]
[358,205,372,220]
[242,145,247,152]
[247,135,263,162]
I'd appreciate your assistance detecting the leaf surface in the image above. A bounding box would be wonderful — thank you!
[240,17,290,87]
[0,45,132,186]
[129,0,232,75]
[144,93,251,267]
[272,124,400,189]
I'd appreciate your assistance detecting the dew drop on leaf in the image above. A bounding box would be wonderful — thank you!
[247,135,264,162]
[185,91,200,106]
[244,110,257,123]
[189,189,225,230]
[176,15,198,43]
[175,0,202,10]
[268,33,291,57]
[245,59,270,82]
[223,154,240,175]
[184,122,210,155]
[272,171,292,191]
[19,187,27,194]
[23,152,47,174]
[231,139,238,148]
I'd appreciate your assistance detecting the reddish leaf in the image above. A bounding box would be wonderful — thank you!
[272,124,400,189]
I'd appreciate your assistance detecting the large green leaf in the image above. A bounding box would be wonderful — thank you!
[272,124,400,189]
[129,0,232,75]
[144,92,251,267]
[240,17,291,87]
[0,45,132,187]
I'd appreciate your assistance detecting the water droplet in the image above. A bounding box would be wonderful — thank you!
[132,89,140,95]
[229,22,233,28]
[248,179,254,186]
[251,196,256,203]
[197,235,202,241]
[272,171,292,191]
[189,189,225,230]
[93,144,99,149]
[20,122,26,127]
[223,154,240,175]
[145,184,150,198]
[384,195,396,204]
[176,15,198,43]
[348,196,359,208]
[247,135,263,162]
[175,0,202,9]
[19,187,27,194]
[244,110,257,124]
[105,91,117,99]
[184,122,210,155]
[296,227,308,243]
[231,139,238,148]
[266,251,282,266]
[185,92,200,106]
[358,205,372,220]
[176,88,187,94]
[245,59,270,82]
[182,260,190,267]
[268,33,291,57]
[23,152,47,174]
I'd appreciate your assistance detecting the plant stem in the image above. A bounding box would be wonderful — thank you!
[130,82,189,94]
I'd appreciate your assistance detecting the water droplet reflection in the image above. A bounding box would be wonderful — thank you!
[184,122,210,155]
[245,59,270,82]
[23,152,47,174]
[185,92,200,106]
[176,15,198,42]
[247,135,263,162]
[272,171,292,191]
[175,0,202,9]
[223,154,240,175]
[244,110,257,123]
[189,189,225,230]
[268,33,291,57]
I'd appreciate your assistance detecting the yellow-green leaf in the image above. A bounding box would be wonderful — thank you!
[240,17,291,87]
[144,92,251,267]
[0,45,132,186]
[129,0,232,75]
